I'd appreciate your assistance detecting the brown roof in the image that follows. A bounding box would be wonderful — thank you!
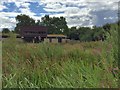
[47,34,67,38]
[20,26,47,31]
[20,26,47,37]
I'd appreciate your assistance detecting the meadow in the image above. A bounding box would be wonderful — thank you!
[2,24,119,88]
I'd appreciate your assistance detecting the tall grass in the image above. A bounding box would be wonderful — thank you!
[0,40,2,89]
[2,27,119,88]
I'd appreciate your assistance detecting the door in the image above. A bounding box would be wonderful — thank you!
[58,37,62,43]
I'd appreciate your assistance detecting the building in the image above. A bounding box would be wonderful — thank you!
[19,26,68,43]
[45,34,67,43]
[19,26,47,42]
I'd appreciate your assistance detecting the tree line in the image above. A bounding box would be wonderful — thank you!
[2,14,117,42]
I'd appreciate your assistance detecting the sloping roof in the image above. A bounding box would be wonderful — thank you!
[20,26,47,31]
[47,34,67,38]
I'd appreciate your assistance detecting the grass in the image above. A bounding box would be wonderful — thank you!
[2,30,119,88]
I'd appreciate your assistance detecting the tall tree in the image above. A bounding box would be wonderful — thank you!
[14,14,36,33]
[103,23,111,35]
[78,27,93,41]
[92,27,106,41]
[41,15,69,35]
[59,16,69,35]
[68,27,80,40]
[2,28,10,33]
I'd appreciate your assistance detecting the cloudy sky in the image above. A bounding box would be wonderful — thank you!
[0,0,119,31]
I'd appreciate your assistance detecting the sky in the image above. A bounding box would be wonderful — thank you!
[0,0,119,31]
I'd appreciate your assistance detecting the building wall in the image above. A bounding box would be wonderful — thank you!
[20,26,47,38]
[44,38,70,43]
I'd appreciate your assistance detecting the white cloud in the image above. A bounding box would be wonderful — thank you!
[0,17,16,31]
[0,12,21,17]
[0,0,119,31]
[0,12,20,30]
[0,11,41,30]
[15,2,30,8]
[40,0,118,27]
[20,8,36,16]
[0,5,7,11]
[0,1,38,30]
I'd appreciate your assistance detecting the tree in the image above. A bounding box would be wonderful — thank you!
[68,27,79,40]
[14,14,36,33]
[103,23,111,35]
[2,28,10,33]
[78,27,94,41]
[36,20,41,25]
[68,26,93,41]
[92,27,106,41]
[59,16,69,35]
[103,23,111,30]
[41,15,69,35]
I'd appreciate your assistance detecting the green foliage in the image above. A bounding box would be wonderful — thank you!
[3,15,119,88]
[14,14,69,35]
[103,23,111,34]
[68,24,108,42]
[2,35,118,88]
[105,23,118,68]
[2,28,10,33]
[41,15,69,35]
[14,14,110,42]
[68,26,105,42]
[14,14,36,33]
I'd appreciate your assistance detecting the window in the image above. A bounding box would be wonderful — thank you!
[24,31,46,34]
[39,32,46,34]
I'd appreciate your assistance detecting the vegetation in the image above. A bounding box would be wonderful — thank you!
[2,21,119,88]
[41,15,69,35]
[14,14,114,42]
[14,14,69,35]
[2,28,10,33]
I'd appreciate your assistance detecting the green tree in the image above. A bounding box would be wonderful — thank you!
[68,26,94,41]
[14,14,36,33]
[68,27,80,40]
[92,26,106,41]
[103,23,111,35]
[36,20,41,25]
[2,28,10,33]
[41,15,54,34]
[78,27,94,41]
[41,15,69,35]
[59,16,69,35]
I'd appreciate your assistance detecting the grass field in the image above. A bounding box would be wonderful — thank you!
[2,24,119,88]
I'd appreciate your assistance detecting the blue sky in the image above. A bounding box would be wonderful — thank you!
[3,2,20,12]
[0,0,119,30]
